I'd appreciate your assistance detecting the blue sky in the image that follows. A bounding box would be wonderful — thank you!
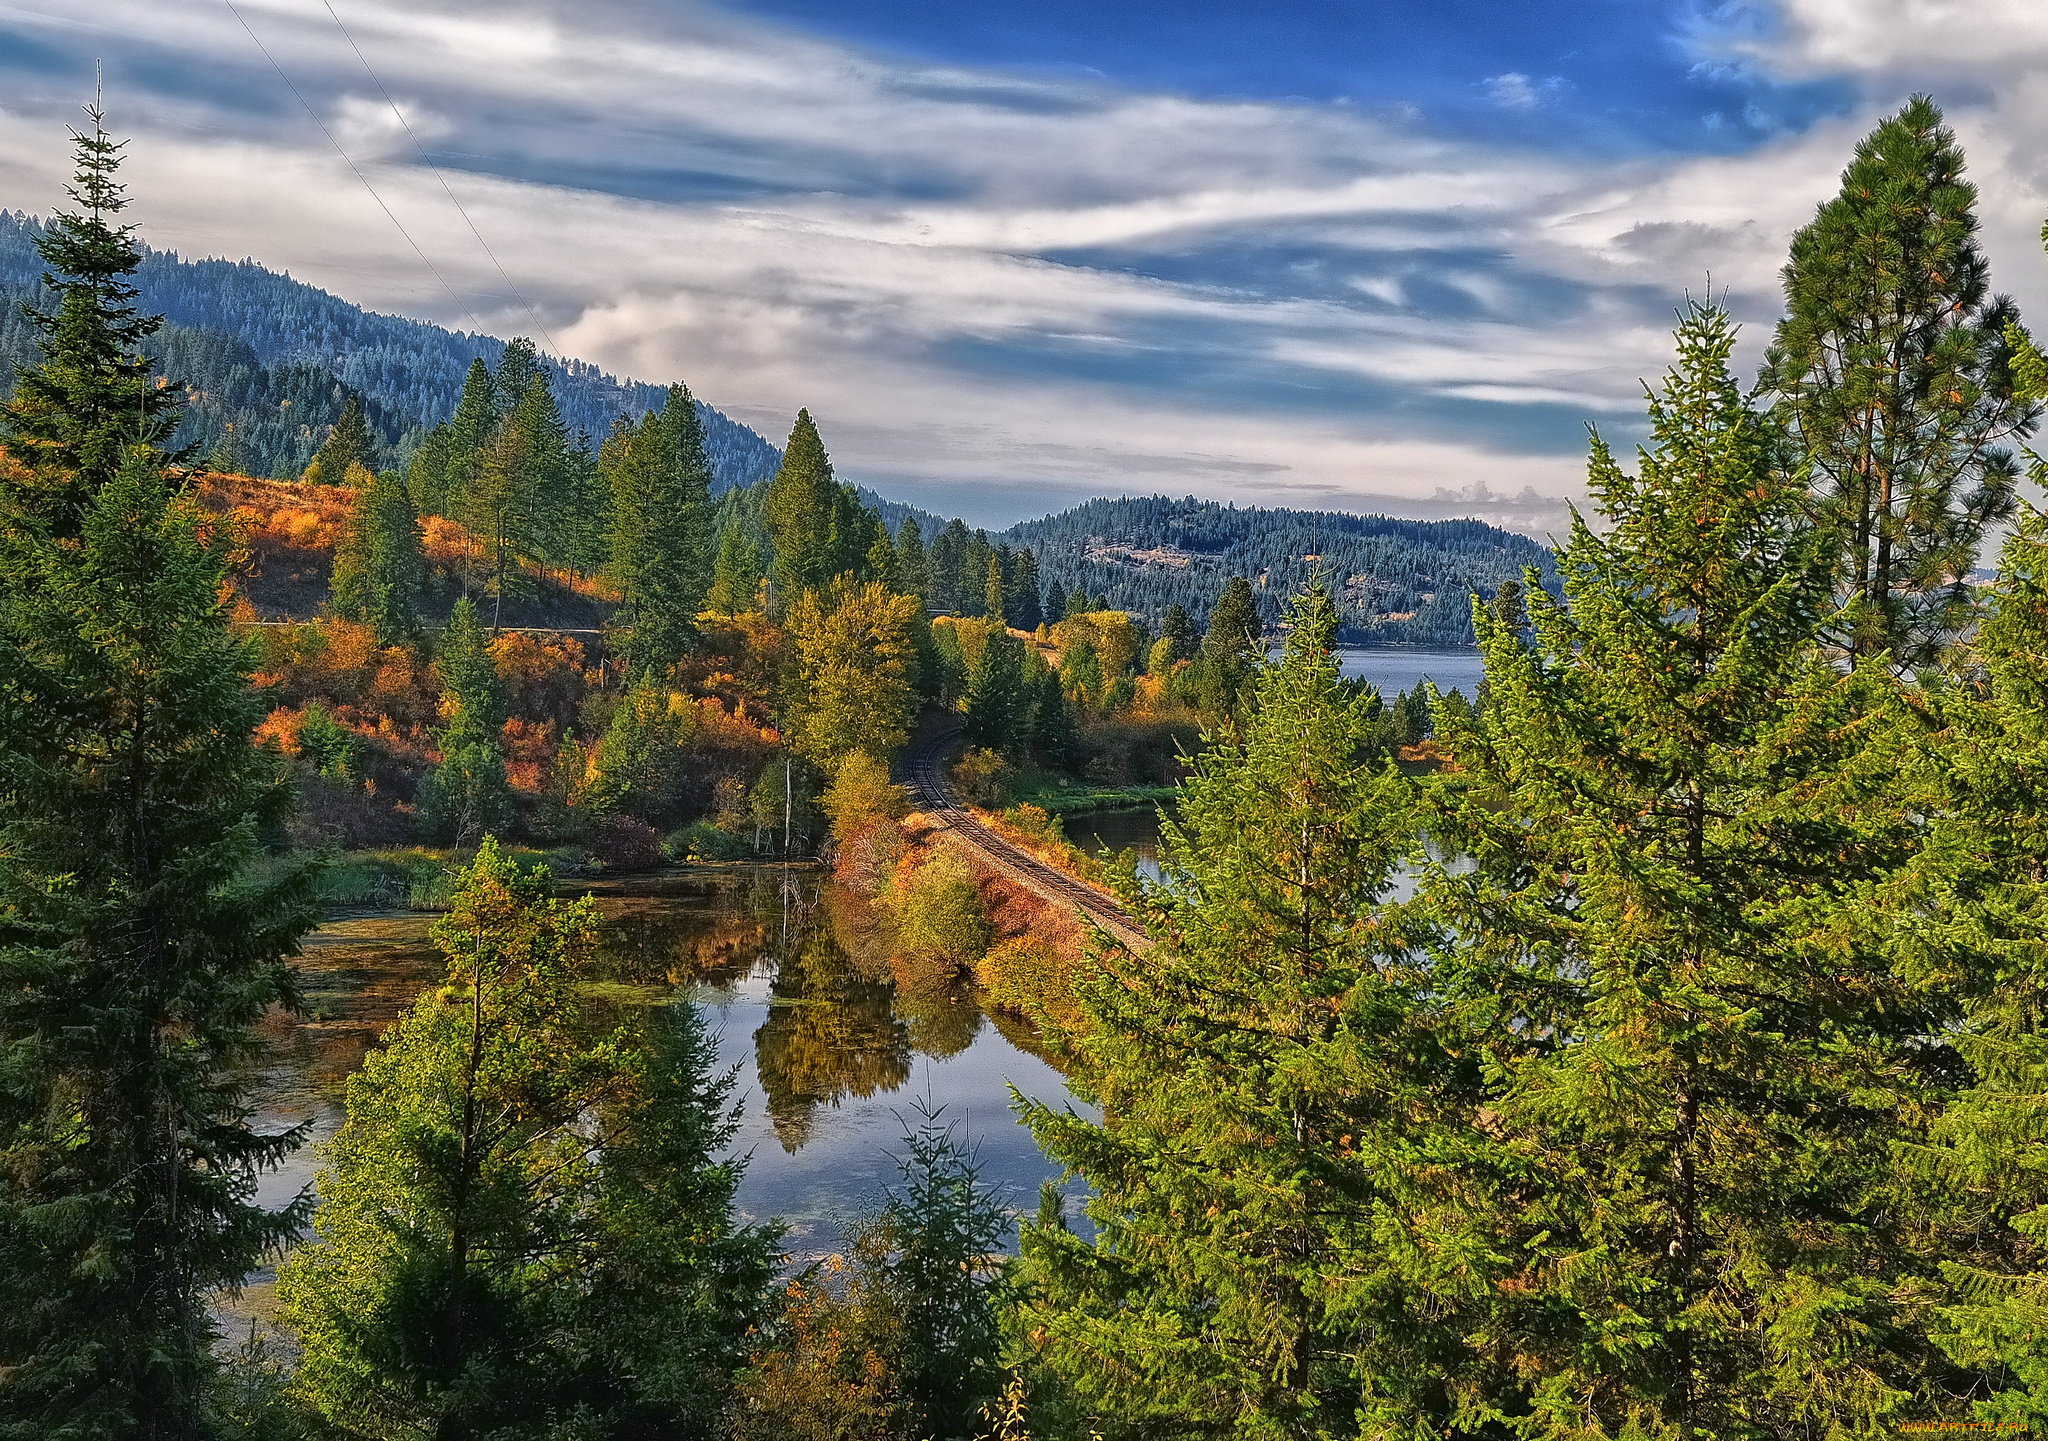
[0,0,2045,531]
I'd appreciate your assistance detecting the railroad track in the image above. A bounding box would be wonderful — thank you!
[908,725,1150,948]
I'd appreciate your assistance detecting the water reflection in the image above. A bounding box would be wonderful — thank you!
[251,866,1086,1254]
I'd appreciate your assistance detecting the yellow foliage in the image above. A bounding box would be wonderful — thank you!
[1051,610,1141,679]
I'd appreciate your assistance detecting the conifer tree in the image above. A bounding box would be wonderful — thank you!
[763,409,837,608]
[329,466,425,646]
[928,519,970,614]
[416,698,511,849]
[309,393,372,482]
[1762,96,2036,665]
[1156,602,1198,666]
[984,552,1007,626]
[1005,545,1042,630]
[464,413,537,629]
[435,595,502,723]
[619,385,716,676]
[443,357,499,507]
[1876,504,2048,1425]
[960,530,995,618]
[492,335,544,414]
[0,111,318,1437]
[895,515,930,604]
[1424,301,1932,1434]
[1019,581,1484,1433]
[280,841,776,1436]
[963,630,1026,759]
[406,422,453,515]
[707,524,764,616]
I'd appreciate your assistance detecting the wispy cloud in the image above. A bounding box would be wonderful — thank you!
[0,0,2041,532]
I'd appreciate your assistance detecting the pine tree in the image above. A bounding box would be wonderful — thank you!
[960,530,995,618]
[1019,581,1483,1433]
[620,385,716,676]
[329,467,425,646]
[417,698,511,848]
[406,422,453,516]
[1157,602,1198,665]
[0,112,318,1438]
[963,630,1026,759]
[1424,301,1933,1434]
[0,105,179,530]
[1204,574,1261,662]
[895,515,930,604]
[435,595,502,723]
[1005,545,1042,631]
[440,357,499,525]
[984,553,1007,627]
[762,409,837,608]
[308,392,372,482]
[928,520,970,615]
[279,841,777,1436]
[1762,95,2037,665]
[492,335,544,415]
[707,524,764,616]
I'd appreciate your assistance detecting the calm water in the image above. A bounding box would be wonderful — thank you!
[248,869,1087,1261]
[1333,647,1485,699]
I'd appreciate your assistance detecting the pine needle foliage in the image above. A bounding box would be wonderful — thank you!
[1761,95,2037,666]
[0,111,318,1440]
[1422,301,1935,1437]
[1018,580,1497,1438]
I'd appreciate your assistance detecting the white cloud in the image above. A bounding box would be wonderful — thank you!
[0,0,2042,534]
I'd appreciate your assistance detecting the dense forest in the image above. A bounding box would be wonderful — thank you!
[18,92,2048,1441]
[0,210,782,489]
[0,208,1546,647]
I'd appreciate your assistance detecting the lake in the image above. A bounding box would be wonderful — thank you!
[248,869,1088,1269]
[1332,647,1485,699]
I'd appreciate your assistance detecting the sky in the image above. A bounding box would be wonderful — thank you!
[2,1,2047,531]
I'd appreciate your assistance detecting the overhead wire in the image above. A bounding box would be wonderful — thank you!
[316,0,563,357]
[218,0,491,339]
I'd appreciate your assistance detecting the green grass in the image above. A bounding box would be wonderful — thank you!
[1010,781,1178,817]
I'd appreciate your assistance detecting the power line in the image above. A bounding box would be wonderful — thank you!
[317,0,563,358]
[219,0,490,339]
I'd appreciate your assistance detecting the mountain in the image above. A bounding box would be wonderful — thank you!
[0,212,1547,646]
[1005,495,1556,647]
[0,211,781,491]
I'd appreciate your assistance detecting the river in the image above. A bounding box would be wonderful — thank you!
[248,869,1089,1274]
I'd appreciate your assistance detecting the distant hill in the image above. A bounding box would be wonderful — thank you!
[0,211,781,492]
[1005,495,1556,647]
[0,213,1551,647]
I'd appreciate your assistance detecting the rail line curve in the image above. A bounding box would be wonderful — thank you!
[907,725,1150,949]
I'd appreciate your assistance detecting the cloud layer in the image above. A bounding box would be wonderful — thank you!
[1,0,2044,532]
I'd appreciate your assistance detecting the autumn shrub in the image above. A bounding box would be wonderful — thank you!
[489,631,585,728]
[888,854,990,975]
[823,751,905,847]
[975,936,1083,1035]
[665,821,749,862]
[589,813,665,871]
[949,746,1011,807]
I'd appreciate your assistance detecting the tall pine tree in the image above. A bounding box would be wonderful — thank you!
[0,110,319,1438]
[1423,300,1935,1435]
[1020,581,1487,1434]
[329,466,426,646]
[1762,96,2036,665]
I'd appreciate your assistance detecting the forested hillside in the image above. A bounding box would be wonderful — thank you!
[1007,495,1556,646]
[0,211,780,488]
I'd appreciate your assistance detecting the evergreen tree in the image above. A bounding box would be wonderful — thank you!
[435,595,502,723]
[406,421,453,516]
[895,514,930,604]
[329,466,426,646]
[928,520,970,615]
[1423,301,1932,1434]
[505,372,574,578]
[441,357,499,517]
[1157,602,1198,666]
[0,106,179,530]
[1019,581,1477,1433]
[1006,545,1043,631]
[963,630,1026,759]
[204,420,240,476]
[1063,585,1088,620]
[464,412,538,629]
[0,113,318,1438]
[491,335,544,416]
[960,530,995,618]
[620,385,716,676]
[279,841,777,1437]
[1762,96,2036,665]
[1203,574,1261,662]
[308,392,372,482]
[762,409,837,608]
[984,552,1007,627]
[707,524,764,615]
[416,698,511,848]
[1027,669,1077,771]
